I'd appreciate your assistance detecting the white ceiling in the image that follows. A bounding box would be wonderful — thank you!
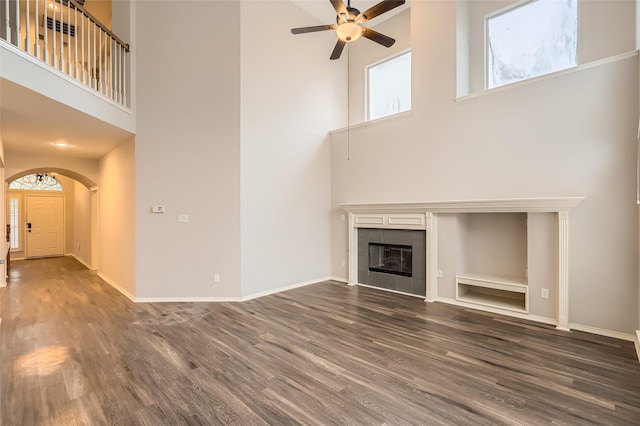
[0,79,132,160]
[292,0,410,26]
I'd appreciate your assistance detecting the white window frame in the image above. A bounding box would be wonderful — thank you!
[366,48,412,121]
[484,0,579,90]
[7,195,22,252]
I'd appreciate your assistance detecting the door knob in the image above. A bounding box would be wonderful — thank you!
[27,222,31,233]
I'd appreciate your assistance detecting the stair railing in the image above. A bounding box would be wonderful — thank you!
[1,0,130,107]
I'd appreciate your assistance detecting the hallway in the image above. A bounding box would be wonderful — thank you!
[2,257,640,425]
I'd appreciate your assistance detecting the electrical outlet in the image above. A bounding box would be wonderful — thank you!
[436,269,443,278]
[213,274,220,283]
[541,288,549,299]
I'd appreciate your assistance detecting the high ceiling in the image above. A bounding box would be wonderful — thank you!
[0,0,410,163]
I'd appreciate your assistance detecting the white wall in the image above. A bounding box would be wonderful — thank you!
[99,139,135,297]
[331,1,639,334]
[239,1,345,296]
[134,0,242,299]
[72,180,92,267]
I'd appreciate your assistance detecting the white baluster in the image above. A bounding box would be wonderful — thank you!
[92,22,96,89]
[81,11,85,84]
[66,2,70,75]
[35,0,40,58]
[25,0,31,54]
[52,2,56,67]
[58,4,63,70]
[4,0,10,44]
[15,0,21,49]
[122,50,127,106]
[73,5,78,79]
[43,0,48,63]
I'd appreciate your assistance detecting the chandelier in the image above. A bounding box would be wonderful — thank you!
[23,173,58,187]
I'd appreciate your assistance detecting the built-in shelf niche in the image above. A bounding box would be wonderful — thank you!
[456,213,528,312]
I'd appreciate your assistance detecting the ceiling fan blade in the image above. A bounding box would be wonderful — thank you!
[330,0,347,15]
[362,27,396,47]
[361,0,405,22]
[330,39,346,60]
[291,24,337,34]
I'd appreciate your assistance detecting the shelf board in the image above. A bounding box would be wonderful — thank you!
[457,273,527,292]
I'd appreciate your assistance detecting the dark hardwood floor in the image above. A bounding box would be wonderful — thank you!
[1,257,640,425]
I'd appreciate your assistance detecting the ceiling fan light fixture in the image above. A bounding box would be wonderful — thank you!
[336,22,362,42]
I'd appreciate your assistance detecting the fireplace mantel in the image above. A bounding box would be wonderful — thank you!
[340,197,585,331]
[338,197,585,214]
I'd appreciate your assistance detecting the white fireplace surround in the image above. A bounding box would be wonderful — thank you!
[339,197,585,330]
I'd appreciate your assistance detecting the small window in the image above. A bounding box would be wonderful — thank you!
[8,196,20,250]
[367,50,411,121]
[486,0,577,89]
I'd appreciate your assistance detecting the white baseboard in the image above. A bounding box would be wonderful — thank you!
[330,276,348,284]
[568,323,636,342]
[635,331,640,363]
[97,272,136,303]
[435,297,558,326]
[67,254,95,271]
[135,277,336,304]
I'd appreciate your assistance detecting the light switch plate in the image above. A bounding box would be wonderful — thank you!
[151,206,165,213]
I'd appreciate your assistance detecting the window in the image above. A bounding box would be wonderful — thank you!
[367,50,411,121]
[486,0,577,89]
[9,174,63,191]
[8,196,20,250]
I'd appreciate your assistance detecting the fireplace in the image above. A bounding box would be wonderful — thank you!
[358,228,426,296]
[368,243,413,277]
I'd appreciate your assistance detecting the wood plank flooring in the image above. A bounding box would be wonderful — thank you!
[1,256,640,425]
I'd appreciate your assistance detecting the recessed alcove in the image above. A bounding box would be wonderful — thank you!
[455,213,528,312]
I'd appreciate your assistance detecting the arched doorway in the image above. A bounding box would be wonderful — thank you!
[6,169,98,270]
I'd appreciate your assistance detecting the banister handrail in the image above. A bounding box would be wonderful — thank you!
[66,0,129,51]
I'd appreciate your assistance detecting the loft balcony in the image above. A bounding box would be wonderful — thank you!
[0,0,134,133]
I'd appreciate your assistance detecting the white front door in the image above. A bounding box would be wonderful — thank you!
[26,195,64,258]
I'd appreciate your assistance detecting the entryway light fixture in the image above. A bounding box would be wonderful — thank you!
[23,173,59,187]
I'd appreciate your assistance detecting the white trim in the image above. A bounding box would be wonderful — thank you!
[635,331,640,364]
[355,282,426,299]
[329,276,348,284]
[456,50,638,102]
[97,272,136,302]
[135,277,333,304]
[330,110,413,134]
[0,40,131,112]
[568,323,637,342]
[339,197,584,214]
[436,297,558,326]
[67,253,95,271]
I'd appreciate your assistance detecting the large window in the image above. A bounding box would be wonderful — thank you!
[367,50,411,121]
[486,0,577,89]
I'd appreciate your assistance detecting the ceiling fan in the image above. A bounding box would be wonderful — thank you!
[291,0,406,60]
